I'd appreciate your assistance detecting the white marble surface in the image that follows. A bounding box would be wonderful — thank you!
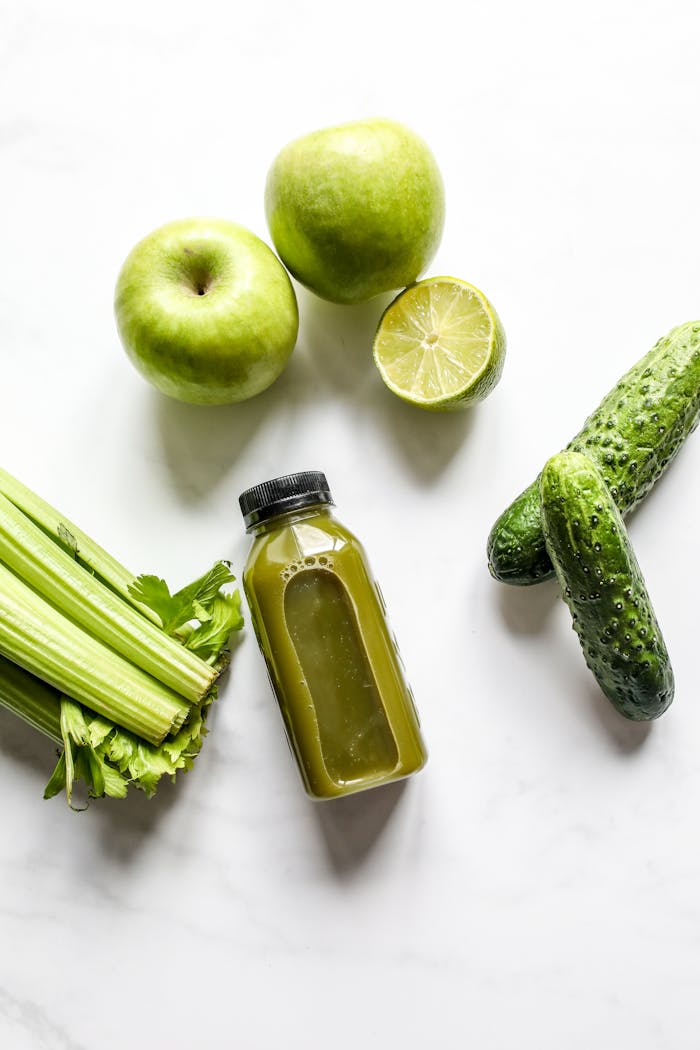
[2,2,700,1047]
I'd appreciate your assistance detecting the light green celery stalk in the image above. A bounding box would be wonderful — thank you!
[0,466,159,623]
[0,654,220,804]
[0,490,217,702]
[0,655,64,741]
[0,465,245,801]
[0,466,243,668]
[0,560,189,745]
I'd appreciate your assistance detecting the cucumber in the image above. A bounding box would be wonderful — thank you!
[488,321,700,585]
[540,451,674,721]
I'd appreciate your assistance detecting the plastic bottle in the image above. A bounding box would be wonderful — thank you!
[239,471,427,799]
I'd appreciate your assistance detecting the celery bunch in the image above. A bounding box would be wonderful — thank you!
[0,467,243,803]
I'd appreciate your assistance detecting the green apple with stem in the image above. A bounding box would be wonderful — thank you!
[114,218,299,405]
[265,118,445,305]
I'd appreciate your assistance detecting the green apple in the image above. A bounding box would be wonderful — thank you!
[265,118,445,305]
[114,218,299,405]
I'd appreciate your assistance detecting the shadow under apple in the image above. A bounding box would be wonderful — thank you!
[298,282,478,480]
[154,346,319,504]
[297,283,393,392]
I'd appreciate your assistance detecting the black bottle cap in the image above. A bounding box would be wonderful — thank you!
[239,471,333,531]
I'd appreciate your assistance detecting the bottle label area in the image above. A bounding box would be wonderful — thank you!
[284,566,399,785]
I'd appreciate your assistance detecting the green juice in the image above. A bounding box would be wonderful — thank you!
[240,472,427,800]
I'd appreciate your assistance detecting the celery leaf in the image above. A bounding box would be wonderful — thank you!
[43,751,67,800]
[128,560,236,642]
[43,698,130,805]
[127,575,180,631]
[176,561,235,610]
[186,591,244,661]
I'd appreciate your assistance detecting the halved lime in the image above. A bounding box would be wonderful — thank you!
[372,276,506,410]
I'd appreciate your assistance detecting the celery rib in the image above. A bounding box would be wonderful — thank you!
[0,562,188,745]
[0,653,217,802]
[0,466,160,625]
[0,491,216,703]
[0,654,62,743]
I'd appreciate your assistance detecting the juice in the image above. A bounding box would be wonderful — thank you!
[239,472,427,799]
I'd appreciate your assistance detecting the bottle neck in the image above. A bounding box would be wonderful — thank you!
[248,502,334,536]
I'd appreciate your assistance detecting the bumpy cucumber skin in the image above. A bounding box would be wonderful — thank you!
[488,321,700,585]
[541,451,674,721]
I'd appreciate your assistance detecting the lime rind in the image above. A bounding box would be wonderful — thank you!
[373,276,506,410]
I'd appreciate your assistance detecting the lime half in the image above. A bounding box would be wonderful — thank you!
[372,276,506,409]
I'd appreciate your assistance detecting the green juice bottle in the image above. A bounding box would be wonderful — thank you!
[239,471,427,800]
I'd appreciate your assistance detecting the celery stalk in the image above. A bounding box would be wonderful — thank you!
[0,654,62,742]
[0,466,160,624]
[0,491,216,703]
[0,654,217,802]
[0,466,244,802]
[0,561,188,744]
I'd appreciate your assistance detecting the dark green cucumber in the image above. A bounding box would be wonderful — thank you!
[540,451,673,721]
[488,321,700,585]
